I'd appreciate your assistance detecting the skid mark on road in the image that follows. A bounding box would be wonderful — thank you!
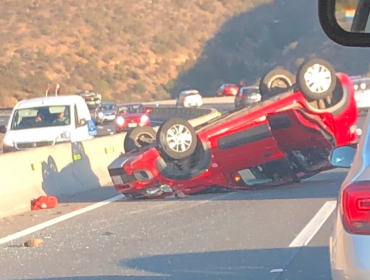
[289,200,337,248]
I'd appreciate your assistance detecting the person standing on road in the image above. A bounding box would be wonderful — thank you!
[239,79,246,89]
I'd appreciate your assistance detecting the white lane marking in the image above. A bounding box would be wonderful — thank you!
[110,132,114,135]
[107,128,111,132]
[289,200,337,248]
[98,126,104,129]
[0,194,125,246]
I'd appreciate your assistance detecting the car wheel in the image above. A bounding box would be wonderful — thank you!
[259,67,296,97]
[124,126,157,152]
[157,118,197,160]
[296,58,336,101]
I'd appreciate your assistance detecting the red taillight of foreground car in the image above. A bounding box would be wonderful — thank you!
[342,181,370,235]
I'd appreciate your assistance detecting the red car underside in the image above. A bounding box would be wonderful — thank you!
[108,73,358,198]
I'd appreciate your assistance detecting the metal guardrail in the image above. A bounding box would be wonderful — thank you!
[0,105,210,119]
[147,105,211,117]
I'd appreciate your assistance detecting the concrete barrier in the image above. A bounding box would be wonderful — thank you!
[148,106,213,122]
[0,108,221,219]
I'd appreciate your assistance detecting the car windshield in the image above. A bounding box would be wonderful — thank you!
[118,104,144,114]
[101,103,117,110]
[10,105,71,130]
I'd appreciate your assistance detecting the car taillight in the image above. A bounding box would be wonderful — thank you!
[342,181,370,235]
[241,95,246,99]
[231,172,242,183]
[182,97,186,102]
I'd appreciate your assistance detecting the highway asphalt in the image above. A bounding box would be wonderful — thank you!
[0,168,345,280]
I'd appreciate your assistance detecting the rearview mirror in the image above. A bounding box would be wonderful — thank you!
[329,146,356,168]
[0,125,6,134]
[318,0,370,47]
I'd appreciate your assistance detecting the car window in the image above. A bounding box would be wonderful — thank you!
[118,105,145,114]
[184,92,200,96]
[10,105,71,130]
[102,104,117,110]
[246,87,260,94]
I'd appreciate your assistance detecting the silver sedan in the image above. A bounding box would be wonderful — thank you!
[329,112,370,280]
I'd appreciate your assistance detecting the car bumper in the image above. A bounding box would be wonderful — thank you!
[2,145,17,153]
[116,121,150,132]
[331,270,370,280]
[330,210,370,280]
[97,115,116,123]
[355,99,370,109]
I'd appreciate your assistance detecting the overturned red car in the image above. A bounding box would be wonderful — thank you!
[108,58,358,199]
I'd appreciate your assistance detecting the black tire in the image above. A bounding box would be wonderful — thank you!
[124,126,157,152]
[157,118,197,160]
[259,67,296,97]
[296,58,337,101]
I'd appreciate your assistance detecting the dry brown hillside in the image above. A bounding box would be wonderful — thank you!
[0,0,271,106]
[173,0,370,97]
[0,0,369,106]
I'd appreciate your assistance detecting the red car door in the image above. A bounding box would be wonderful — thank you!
[210,118,285,176]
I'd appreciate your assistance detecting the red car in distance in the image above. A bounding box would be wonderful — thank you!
[108,59,358,199]
[115,103,152,133]
[217,84,240,96]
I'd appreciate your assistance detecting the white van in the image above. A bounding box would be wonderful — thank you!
[0,96,97,153]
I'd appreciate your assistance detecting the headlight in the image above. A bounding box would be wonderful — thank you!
[141,115,149,123]
[98,112,104,118]
[56,131,71,143]
[116,116,124,126]
[3,135,13,147]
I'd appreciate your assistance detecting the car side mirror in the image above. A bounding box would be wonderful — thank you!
[79,119,86,126]
[0,125,6,134]
[145,108,152,114]
[329,146,356,168]
[318,0,370,47]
